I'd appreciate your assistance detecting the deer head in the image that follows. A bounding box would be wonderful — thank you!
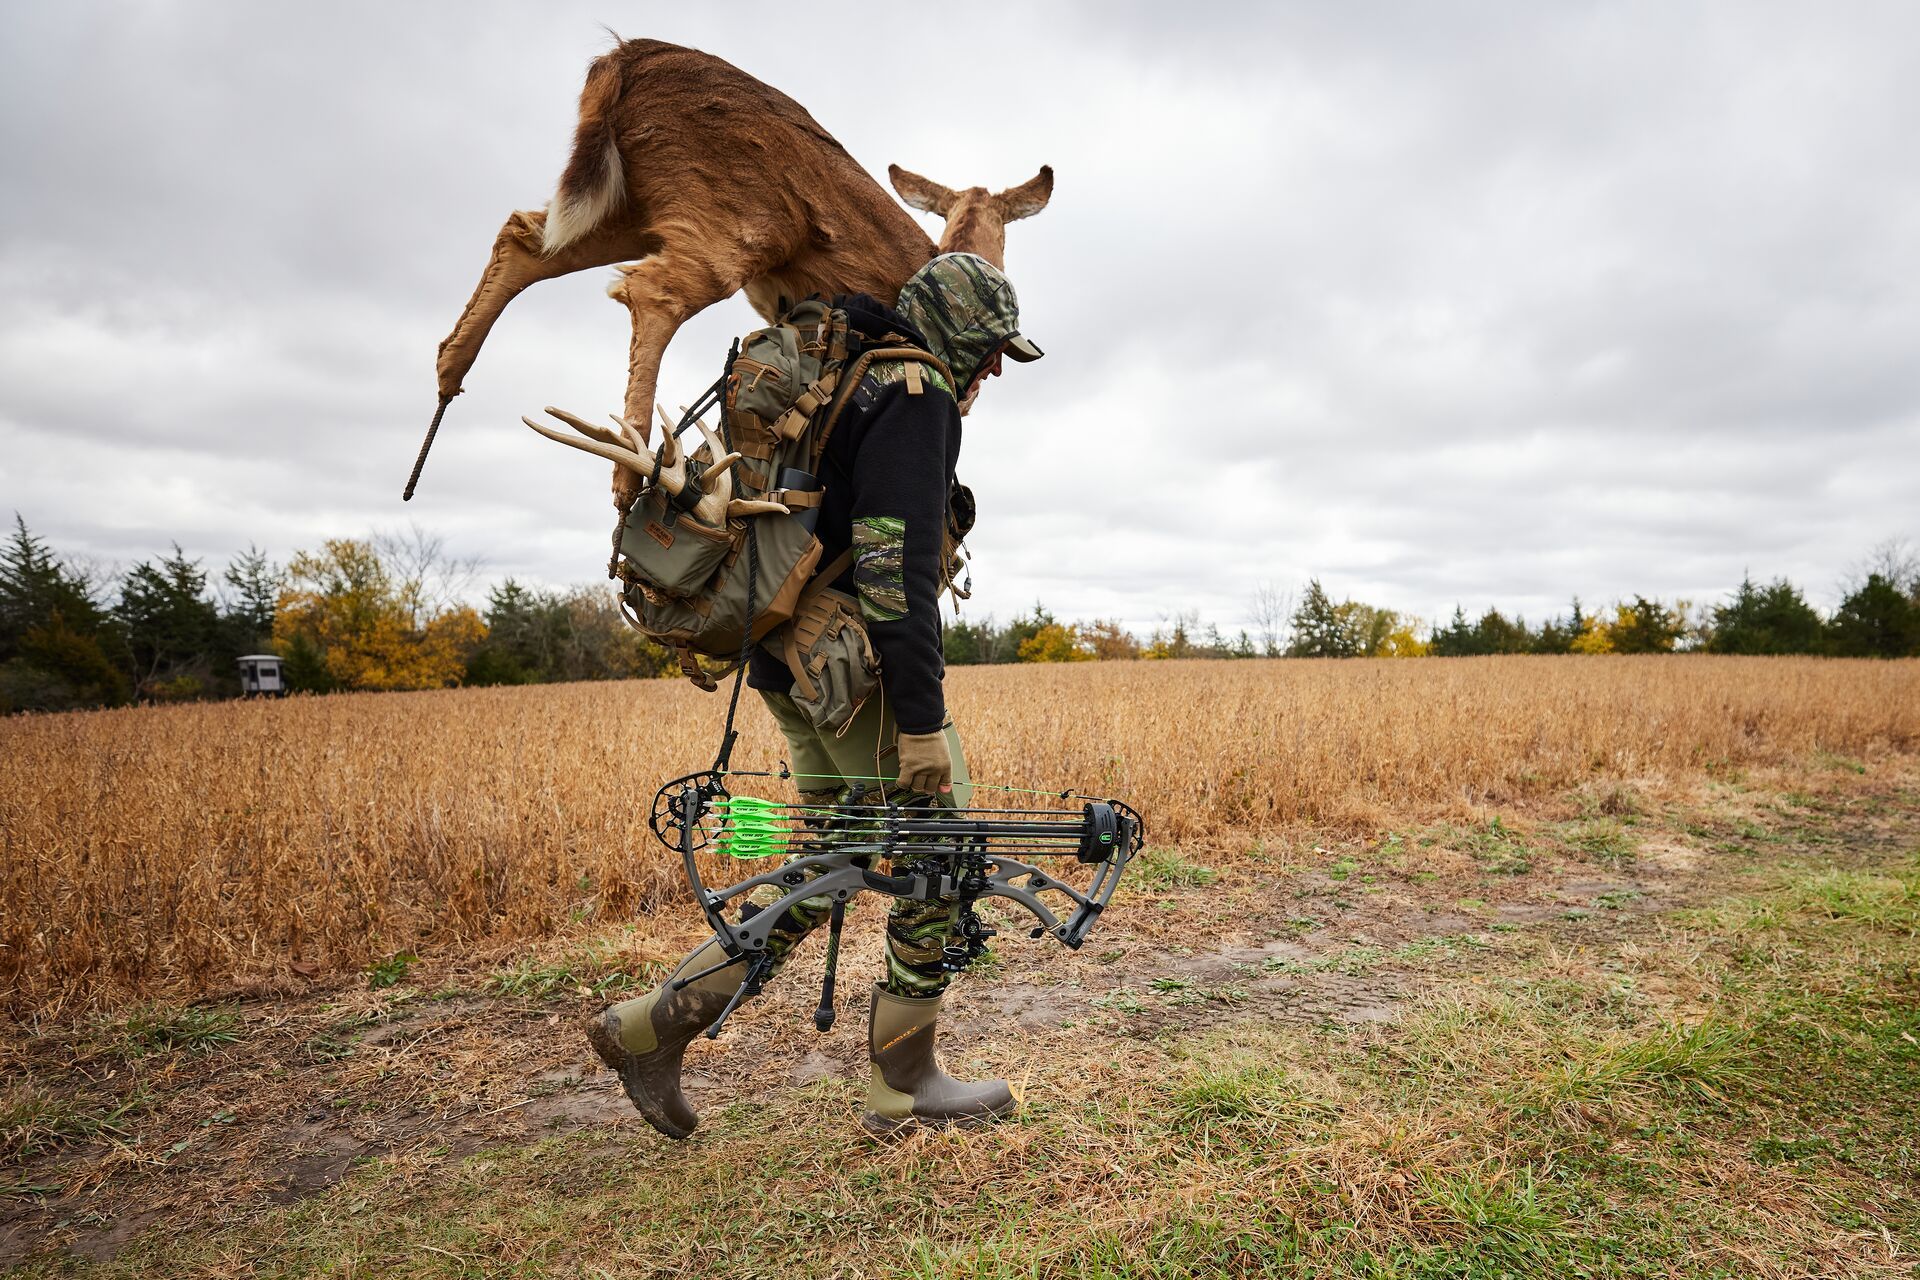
[887,165,1054,270]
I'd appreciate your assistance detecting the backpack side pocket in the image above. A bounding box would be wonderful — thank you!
[776,587,880,736]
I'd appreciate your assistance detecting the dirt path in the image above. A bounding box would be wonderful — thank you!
[5,766,1915,1270]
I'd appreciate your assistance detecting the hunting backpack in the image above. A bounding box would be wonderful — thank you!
[611,299,960,730]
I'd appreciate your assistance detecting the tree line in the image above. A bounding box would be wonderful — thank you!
[0,517,668,714]
[4,514,1916,714]
[947,554,1919,665]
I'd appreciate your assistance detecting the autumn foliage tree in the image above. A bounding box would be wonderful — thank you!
[1017,622,1093,662]
[274,539,484,692]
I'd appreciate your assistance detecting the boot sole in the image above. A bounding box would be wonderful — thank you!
[860,1103,1017,1137]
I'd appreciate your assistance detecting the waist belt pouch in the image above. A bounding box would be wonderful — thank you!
[778,587,879,735]
[616,489,734,599]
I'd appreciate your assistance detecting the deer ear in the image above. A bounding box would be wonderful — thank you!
[996,166,1054,221]
[889,164,957,217]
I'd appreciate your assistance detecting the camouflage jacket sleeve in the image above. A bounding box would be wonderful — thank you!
[847,365,959,736]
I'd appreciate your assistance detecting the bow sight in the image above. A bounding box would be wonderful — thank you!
[649,771,1144,1037]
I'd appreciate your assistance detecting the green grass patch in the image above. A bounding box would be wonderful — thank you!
[106,1003,242,1055]
[1,1087,145,1162]
[1525,1019,1753,1112]
[1777,863,1918,933]
[1441,817,1535,876]
[1561,817,1639,865]
[484,941,657,1000]
[1131,846,1218,889]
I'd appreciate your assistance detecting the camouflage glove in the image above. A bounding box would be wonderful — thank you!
[895,730,953,796]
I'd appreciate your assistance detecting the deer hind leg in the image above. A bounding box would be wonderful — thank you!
[604,243,754,504]
[436,209,662,404]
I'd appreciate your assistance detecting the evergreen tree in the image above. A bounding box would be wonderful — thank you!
[467,579,561,684]
[0,515,128,711]
[942,615,998,665]
[1828,573,1920,658]
[1287,580,1362,657]
[1532,599,1588,654]
[1474,608,1532,654]
[1,515,110,660]
[117,546,224,697]
[1707,575,1824,654]
[221,545,284,651]
[1430,606,1479,657]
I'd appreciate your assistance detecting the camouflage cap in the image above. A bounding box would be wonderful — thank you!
[894,253,1043,392]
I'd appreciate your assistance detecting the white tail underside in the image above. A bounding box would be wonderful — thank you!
[542,136,625,255]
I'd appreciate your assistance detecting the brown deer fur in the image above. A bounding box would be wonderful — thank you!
[433,38,1051,489]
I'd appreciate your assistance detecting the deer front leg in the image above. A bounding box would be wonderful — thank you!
[605,250,750,507]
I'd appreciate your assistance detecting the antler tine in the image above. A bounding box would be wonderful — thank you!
[522,415,650,473]
[679,405,721,446]
[688,415,738,525]
[523,409,688,494]
[542,406,627,448]
[610,413,649,452]
[652,404,682,467]
[727,499,792,517]
[702,452,744,485]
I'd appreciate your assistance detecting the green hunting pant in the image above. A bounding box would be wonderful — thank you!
[753,690,971,998]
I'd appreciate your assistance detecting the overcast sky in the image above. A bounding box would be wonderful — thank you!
[3,2,1916,635]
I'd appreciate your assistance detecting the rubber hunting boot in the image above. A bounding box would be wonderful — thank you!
[863,983,1016,1134]
[585,938,745,1139]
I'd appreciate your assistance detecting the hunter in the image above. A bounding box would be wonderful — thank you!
[587,253,1042,1138]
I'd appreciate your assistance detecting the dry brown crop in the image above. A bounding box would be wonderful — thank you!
[4,656,1917,1020]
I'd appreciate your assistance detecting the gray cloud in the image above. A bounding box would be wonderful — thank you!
[3,1,1915,639]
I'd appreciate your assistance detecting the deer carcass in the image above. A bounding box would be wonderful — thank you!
[411,38,1052,500]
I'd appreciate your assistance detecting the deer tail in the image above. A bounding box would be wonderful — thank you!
[543,52,626,255]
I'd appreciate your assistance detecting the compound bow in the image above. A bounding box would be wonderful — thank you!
[649,768,1145,1037]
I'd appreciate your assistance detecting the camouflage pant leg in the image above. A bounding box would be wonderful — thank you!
[755,689,975,996]
[885,891,956,998]
[747,787,840,976]
[743,792,957,997]
[757,688,973,809]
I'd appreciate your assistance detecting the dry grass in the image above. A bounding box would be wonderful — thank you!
[3,752,1915,1276]
[3,655,1917,1019]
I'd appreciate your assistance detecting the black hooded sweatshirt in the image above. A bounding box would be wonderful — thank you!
[746,294,961,735]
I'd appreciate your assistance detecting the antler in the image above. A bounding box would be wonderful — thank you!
[682,407,791,520]
[524,402,790,526]
[522,405,690,503]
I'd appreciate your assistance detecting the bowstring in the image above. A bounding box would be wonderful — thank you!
[717,764,1092,801]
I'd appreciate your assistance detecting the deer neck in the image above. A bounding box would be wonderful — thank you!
[936,195,1007,269]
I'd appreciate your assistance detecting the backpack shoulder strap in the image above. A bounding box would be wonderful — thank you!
[808,346,955,469]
